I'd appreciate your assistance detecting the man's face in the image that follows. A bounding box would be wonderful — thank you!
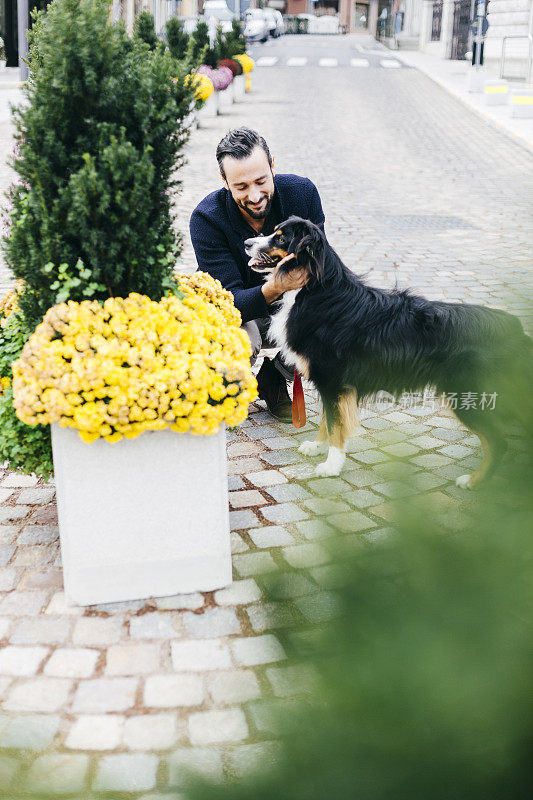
[221,147,275,220]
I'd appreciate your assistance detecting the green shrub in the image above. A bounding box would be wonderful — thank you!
[225,17,246,58]
[133,10,158,50]
[166,15,190,61]
[3,0,195,328]
[190,19,209,65]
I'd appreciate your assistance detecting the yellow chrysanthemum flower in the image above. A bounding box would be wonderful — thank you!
[12,286,257,443]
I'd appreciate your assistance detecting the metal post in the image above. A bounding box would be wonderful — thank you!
[17,0,29,81]
[474,0,484,69]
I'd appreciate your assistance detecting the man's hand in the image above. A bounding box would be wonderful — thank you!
[261,255,309,304]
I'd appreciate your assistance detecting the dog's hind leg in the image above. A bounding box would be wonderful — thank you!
[314,389,359,477]
[452,408,507,490]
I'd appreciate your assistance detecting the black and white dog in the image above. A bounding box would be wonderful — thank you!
[245,217,533,488]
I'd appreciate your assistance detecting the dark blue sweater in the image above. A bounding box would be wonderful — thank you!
[189,174,325,323]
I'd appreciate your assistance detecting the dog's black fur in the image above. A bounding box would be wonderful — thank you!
[247,216,533,486]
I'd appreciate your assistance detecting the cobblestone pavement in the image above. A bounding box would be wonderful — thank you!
[1,35,533,797]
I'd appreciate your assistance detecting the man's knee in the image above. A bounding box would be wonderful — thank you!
[241,320,262,364]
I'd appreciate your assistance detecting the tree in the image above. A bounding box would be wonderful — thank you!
[133,10,158,50]
[165,15,190,62]
[190,19,209,66]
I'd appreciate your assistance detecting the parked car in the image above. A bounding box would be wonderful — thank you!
[244,9,270,43]
[263,8,285,38]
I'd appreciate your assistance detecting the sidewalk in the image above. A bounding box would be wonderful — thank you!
[393,49,533,152]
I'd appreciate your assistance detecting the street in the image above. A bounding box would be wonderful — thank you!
[0,31,532,796]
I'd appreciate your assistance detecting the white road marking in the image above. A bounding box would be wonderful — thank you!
[350,58,370,67]
[319,58,338,67]
[286,57,308,67]
[256,57,279,66]
[380,59,402,68]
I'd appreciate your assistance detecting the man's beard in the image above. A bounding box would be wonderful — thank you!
[237,193,274,220]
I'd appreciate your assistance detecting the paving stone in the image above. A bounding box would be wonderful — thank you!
[189,707,248,745]
[0,489,14,503]
[171,639,232,672]
[144,674,205,708]
[0,526,17,544]
[207,670,261,705]
[12,543,56,567]
[261,450,303,467]
[342,468,382,488]
[0,618,10,638]
[245,424,281,440]
[231,532,249,554]
[410,434,448,449]
[214,578,262,606]
[44,648,99,678]
[227,441,263,457]
[233,551,278,577]
[155,593,204,611]
[261,502,309,524]
[27,504,59,525]
[17,488,55,505]
[438,444,474,459]
[44,592,84,616]
[226,741,283,779]
[106,643,161,675]
[327,510,376,533]
[282,542,330,568]
[0,545,14,566]
[231,634,286,666]
[372,460,420,479]
[10,617,71,645]
[350,449,389,465]
[123,713,177,751]
[247,601,299,633]
[24,754,89,794]
[4,678,72,712]
[264,436,298,450]
[166,748,223,787]
[229,489,267,509]
[0,645,49,676]
[263,483,310,504]
[72,678,138,713]
[0,714,60,750]
[0,506,30,523]
[430,427,467,441]
[343,488,383,508]
[310,564,351,590]
[248,698,297,735]
[279,462,317,479]
[182,607,242,638]
[411,453,453,468]
[305,477,351,496]
[227,475,246,491]
[303,497,351,516]
[382,442,420,457]
[229,509,260,530]
[248,525,294,548]
[295,518,335,541]
[266,664,321,698]
[72,616,125,646]
[295,591,342,623]
[227,457,264,475]
[0,755,18,789]
[0,592,47,617]
[65,715,123,750]
[372,481,418,499]
[246,469,288,487]
[129,612,181,640]
[93,754,158,792]
[1,474,38,487]
[260,572,317,600]
[18,525,59,544]
[0,569,19,592]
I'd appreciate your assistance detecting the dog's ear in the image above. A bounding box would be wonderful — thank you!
[294,225,325,283]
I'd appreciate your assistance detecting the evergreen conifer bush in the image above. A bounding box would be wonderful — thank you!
[0,0,196,474]
[4,0,195,327]
[133,10,159,50]
[166,15,190,62]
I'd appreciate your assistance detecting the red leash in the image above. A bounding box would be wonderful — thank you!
[292,369,306,428]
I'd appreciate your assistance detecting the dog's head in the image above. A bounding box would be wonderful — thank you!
[244,216,326,284]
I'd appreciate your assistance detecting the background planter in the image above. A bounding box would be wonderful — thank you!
[52,424,232,605]
[217,87,233,113]
[197,93,217,120]
[233,74,246,100]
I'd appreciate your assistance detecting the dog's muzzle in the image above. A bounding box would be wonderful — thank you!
[244,234,287,273]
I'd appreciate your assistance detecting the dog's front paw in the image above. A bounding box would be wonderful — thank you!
[314,461,342,477]
[299,440,327,456]
[455,474,473,490]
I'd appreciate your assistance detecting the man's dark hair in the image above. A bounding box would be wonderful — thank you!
[216,127,272,180]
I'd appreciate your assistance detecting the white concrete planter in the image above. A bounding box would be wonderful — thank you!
[197,93,217,121]
[216,87,233,113]
[51,424,232,606]
[233,74,246,100]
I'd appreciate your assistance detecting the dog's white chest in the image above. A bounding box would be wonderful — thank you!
[269,289,303,372]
